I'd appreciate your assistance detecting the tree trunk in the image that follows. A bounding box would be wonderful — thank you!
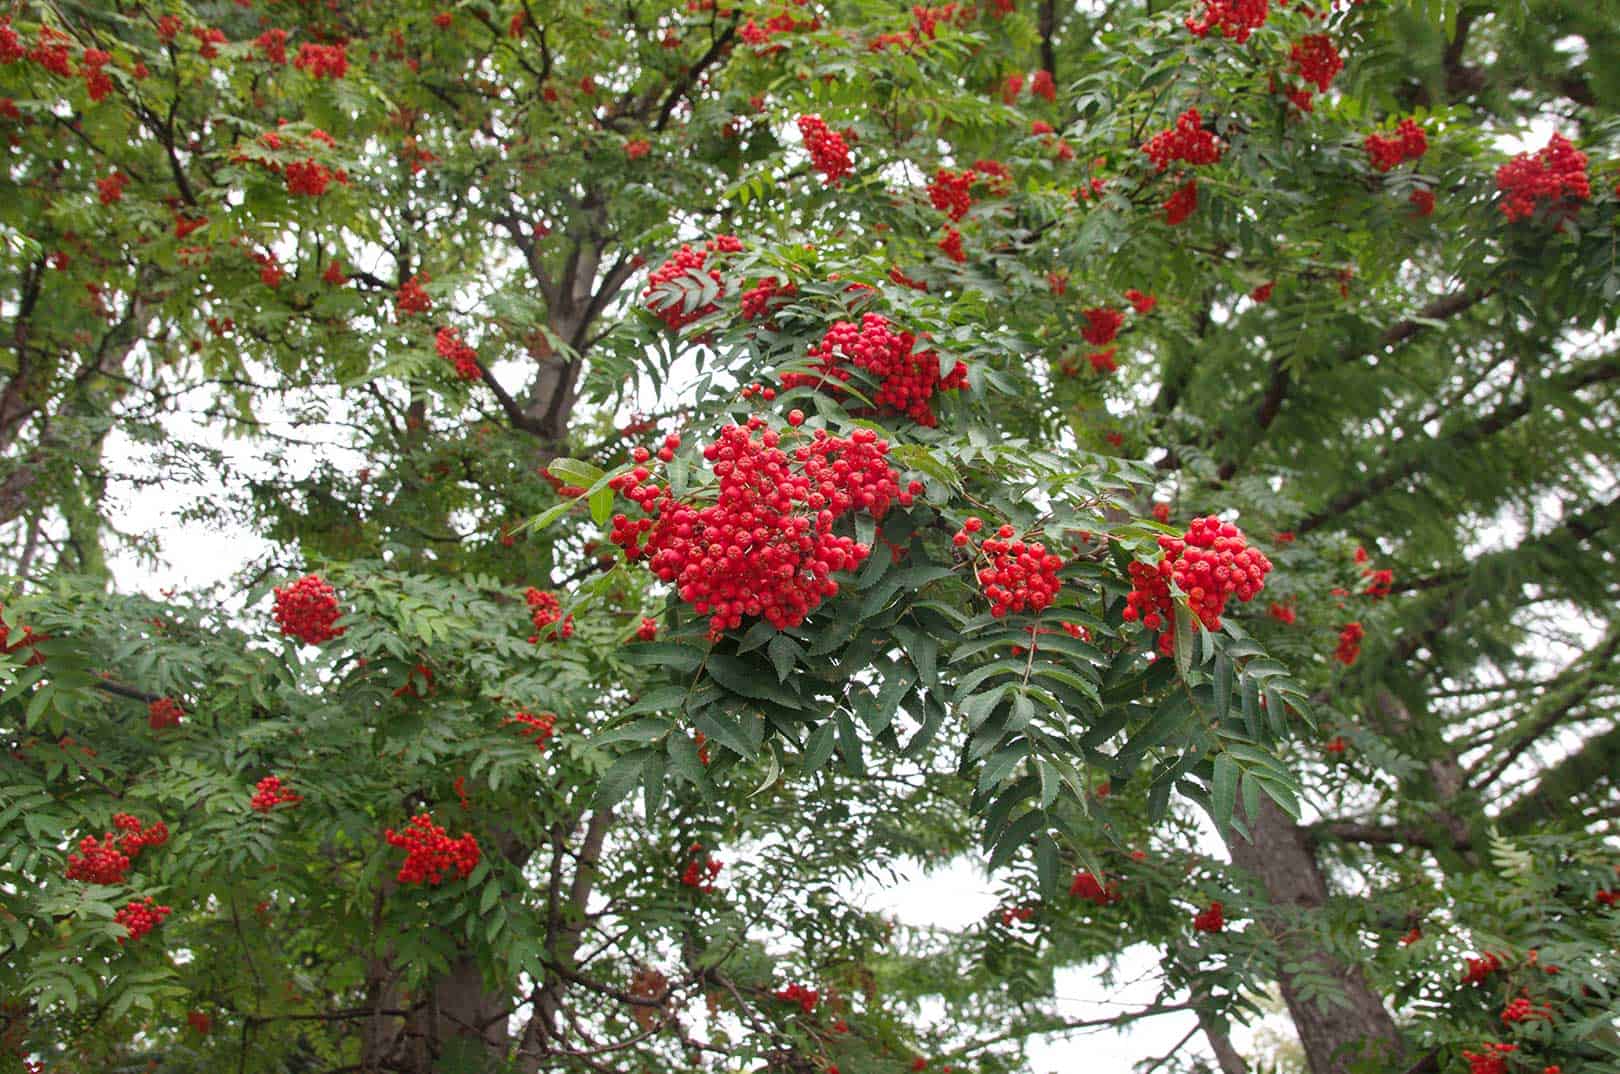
[1226,796,1405,1074]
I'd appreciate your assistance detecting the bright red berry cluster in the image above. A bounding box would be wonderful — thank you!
[635,617,659,641]
[937,226,967,263]
[1069,870,1120,906]
[524,588,575,642]
[798,115,852,185]
[1462,1044,1516,1074]
[250,775,303,813]
[1192,901,1225,933]
[774,982,820,1013]
[609,418,902,639]
[434,327,481,381]
[115,896,172,943]
[642,235,744,331]
[1334,621,1364,666]
[1500,996,1554,1024]
[273,574,345,645]
[963,523,1064,618]
[1123,518,1272,648]
[1125,289,1157,314]
[147,697,185,730]
[1184,0,1268,43]
[1142,109,1221,172]
[1081,306,1124,346]
[740,276,795,321]
[1163,179,1199,225]
[65,815,165,885]
[680,841,723,892]
[1409,188,1436,216]
[284,157,335,196]
[505,710,557,751]
[1289,35,1343,94]
[96,170,129,205]
[1495,133,1590,222]
[395,274,433,316]
[384,813,481,885]
[1364,118,1428,172]
[785,312,967,426]
[927,167,976,221]
[1461,952,1502,985]
[293,43,348,79]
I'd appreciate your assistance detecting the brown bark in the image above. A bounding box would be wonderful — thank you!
[1226,796,1405,1074]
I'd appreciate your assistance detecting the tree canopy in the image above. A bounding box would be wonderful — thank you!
[1,1,1618,1073]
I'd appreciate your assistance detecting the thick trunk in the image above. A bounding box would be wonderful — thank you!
[1226,796,1405,1074]
[1198,1012,1247,1074]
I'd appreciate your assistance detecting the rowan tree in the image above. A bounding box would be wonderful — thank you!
[1,2,1618,1074]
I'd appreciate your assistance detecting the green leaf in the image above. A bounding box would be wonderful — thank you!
[1213,654,1233,724]
[1173,604,1194,681]
[593,750,651,812]
[707,653,801,708]
[1212,752,1238,834]
[803,722,837,774]
[988,809,1045,871]
[588,485,614,525]
[667,733,707,788]
[593,718,672,749]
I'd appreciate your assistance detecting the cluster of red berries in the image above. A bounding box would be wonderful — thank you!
[0,602,47,665]
[738,6,821,52]
[680,842,723,892]
[635,617,659,641]
[642,235,744,331]
[1495,133,1590,222]
[1289,34,1343,95]
[1184,0,1269,43]
[384,813,481,885]
[396,274,433,316]
[961,523,1063,618]
[1461,952,1502,986]
[1461,1044,1516,1074]
[1409,188,1436,216]
[293,43,348,80]
[1500,996,1554,1024]
[1081,306,1124,347]
[1334,621,1364,666]
[740,276,795,321]
[999,904,1036,925]
[1125,289,1156,314]
[115,896,172,943]
[868,2,974,51]
[66,814,166,885]
[147,697,185,730]
[96,170,130,205]
[937,226,967,263]
[1142,109,1222,172]
[434,327,481,381]
[250,775,303,813]
[786,313,967,427]
[1123,517,1272,648]
[774,982,820,1013]
[609,418,905,639]
[1163,179,1199,225]
[284,157,338,197]
[1192,901,1225,933]
[798,115,852,185]
[1069,870,1120,906]
[927,167,977,220]
[255,28,288,64]
[524,588,575,642]
[80,47,112,102]
[1268,600,1297,624]
[1364,118,1428,172]
[505,710,557,751]
[273,574,345,645]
